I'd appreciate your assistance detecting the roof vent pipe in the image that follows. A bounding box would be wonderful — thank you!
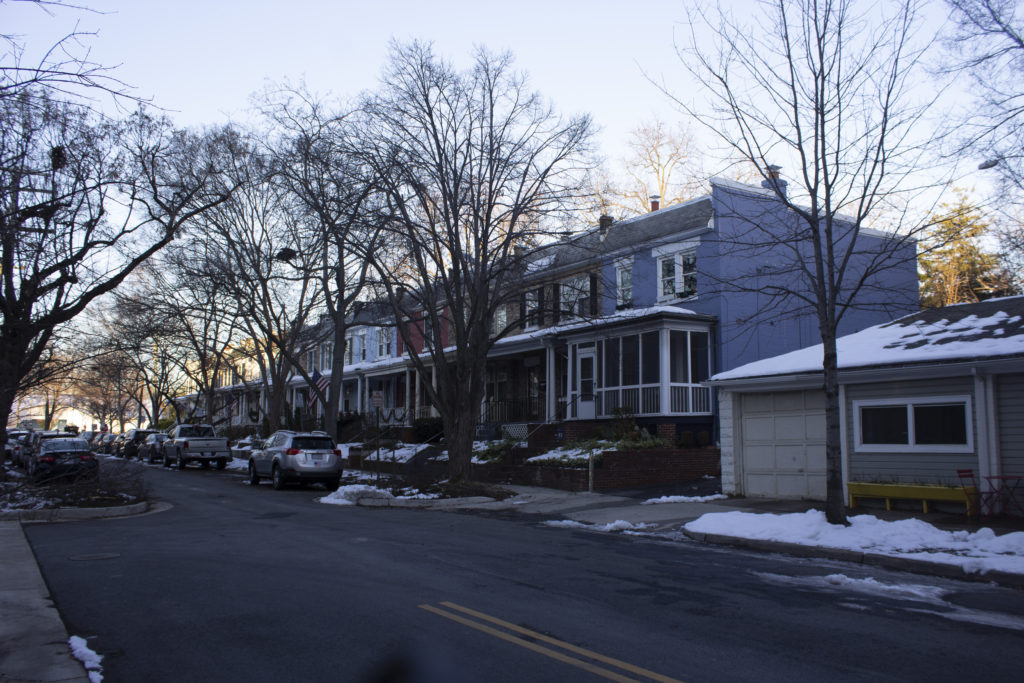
[649,195,660,212]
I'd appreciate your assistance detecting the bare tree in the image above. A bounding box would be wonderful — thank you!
[0,88,237,456]
[194,138,325,432]
[671,0,941,523]
[259,85,384,439]
[359,42,594,481]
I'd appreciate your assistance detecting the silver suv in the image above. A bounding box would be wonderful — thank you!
[248,430,343,491]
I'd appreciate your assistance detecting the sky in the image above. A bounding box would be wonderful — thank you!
[3,0,697,165]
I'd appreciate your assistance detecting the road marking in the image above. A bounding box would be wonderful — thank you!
[419,601,683,683]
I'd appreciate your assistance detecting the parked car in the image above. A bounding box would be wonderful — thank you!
[27,437,96,482]
[23,430,72,465]
[88,432,107,451]
[119,429,159,459]
[161,424,231,469]
[138,433,169,464]
[4,429,29,464]
[96,433,120,454]
[231,435,263,459]
[248,430,343,490]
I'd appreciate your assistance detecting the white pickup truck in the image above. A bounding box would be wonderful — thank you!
[161,424,231,470]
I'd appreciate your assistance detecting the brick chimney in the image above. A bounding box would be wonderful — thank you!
[598,214,613,240]
[649,194,660,212]
[761,165,788,198]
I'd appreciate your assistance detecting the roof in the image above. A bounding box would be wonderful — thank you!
[525,196,714,276]
[712,296,1024,383]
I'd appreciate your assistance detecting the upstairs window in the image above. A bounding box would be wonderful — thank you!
[659,250,697,300]
[524,290,540,328]
[561,274,592,319]
[377,327,392,359]
[616,263,632,308]
[321,342,333,371]
[306,348,318,372]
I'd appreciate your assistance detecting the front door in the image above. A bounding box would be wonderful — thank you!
[577,347,596,419]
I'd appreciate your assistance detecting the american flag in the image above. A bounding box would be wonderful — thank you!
[309,369,330,406]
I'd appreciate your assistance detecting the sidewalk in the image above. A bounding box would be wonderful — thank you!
[0,521,90,682]
[354,484,1024,589]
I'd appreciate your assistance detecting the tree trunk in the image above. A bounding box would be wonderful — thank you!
[821,332,847,525]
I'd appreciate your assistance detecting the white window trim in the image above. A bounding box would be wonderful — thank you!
[615,258,633,307]
[852,395,974,453]
[657,250,698,302]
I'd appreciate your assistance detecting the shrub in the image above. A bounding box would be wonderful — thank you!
[697,430,711,447]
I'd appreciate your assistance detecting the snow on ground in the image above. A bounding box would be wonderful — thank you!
[317,483,441,506]
[359,442,430,464]
[685,510,1024,575]
[527,441,616,465]
[643,494,728,504]
[69,635,103,683]
[543,519,652,532]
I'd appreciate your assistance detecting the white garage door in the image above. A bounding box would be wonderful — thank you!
[740,390,826,499]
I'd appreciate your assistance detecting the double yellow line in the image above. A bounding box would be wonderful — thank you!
[419,601,683,683]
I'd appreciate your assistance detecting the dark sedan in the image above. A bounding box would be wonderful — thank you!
[28,437,97,482]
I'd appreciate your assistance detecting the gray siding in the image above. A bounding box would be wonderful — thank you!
[845,377,977,485]
[997,373,1024,477]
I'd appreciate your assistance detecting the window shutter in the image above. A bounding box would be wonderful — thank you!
[537,287,545,326]
[551,283,560,324]
[520,292,527,325]
[589,273,599,316]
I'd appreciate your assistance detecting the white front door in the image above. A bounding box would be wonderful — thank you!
[577,347,596,419]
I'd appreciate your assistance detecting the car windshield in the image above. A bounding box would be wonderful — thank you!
[292,437,335,450]
[134,431,157,442]
[40,439,90,453]
[178,425,216,438]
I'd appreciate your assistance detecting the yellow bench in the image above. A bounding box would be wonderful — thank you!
[847,481,975,516]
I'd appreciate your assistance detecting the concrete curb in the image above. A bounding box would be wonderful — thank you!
[355,496,496,509]
[0,500,149,523]
[681,529,1024,590]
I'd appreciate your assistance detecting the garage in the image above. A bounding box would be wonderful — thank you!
[735,390,826,499]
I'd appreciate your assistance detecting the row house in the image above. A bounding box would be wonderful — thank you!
[238,173,921,439]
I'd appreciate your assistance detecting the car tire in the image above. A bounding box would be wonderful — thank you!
[271,464,286,491]
[248,462,259,486]
[176,450,187,470]
[201,460,210,469]
[163,452,172,467]
[216,458,227,470]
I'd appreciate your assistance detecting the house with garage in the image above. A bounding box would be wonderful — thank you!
[711,296,1024,510]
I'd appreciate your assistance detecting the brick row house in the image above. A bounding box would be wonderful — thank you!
[211,174,920,443]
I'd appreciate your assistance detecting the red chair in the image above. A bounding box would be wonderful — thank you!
[957,469,999,518]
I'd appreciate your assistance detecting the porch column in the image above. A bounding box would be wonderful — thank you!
[356,376,363,414]
[567,343,575,420]
[545,343,556,422]
[659,328,671,415]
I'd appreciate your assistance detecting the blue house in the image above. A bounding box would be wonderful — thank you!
[284,174,919,442]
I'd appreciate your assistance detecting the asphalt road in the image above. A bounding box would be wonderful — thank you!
[25,464,1024,682]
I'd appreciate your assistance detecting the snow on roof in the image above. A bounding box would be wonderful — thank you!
[713,296,1024,382]
[494,304,705,348]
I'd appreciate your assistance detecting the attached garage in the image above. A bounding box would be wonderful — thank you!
[729,390,826,499]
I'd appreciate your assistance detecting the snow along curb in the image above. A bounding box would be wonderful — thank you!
[682,529,1024,590]
[0,500,149,522]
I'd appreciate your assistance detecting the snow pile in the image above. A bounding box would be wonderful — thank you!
[543,519,651,532]
[319,484,393,506]
[643,494,728,504]
[69,636,103,683]
[685,510,1024,575]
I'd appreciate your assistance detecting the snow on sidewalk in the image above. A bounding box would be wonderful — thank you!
[685,510,1024,576]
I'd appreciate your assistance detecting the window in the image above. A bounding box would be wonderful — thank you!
[658,250,697,300]
[854,397,972,452]
[378,327,391,358]
[321,342,333,371]
[616,263,632,307]
[491,305,508,336]
[524,290,540,328]
[561,275,590,319]
[355,331,367,361]
[344,334,354,365]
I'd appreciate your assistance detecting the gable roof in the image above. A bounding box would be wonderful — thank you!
[712,296,1024,382]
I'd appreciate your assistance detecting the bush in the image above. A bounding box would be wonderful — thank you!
[412,417,444,443]
[220,424,261,442]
